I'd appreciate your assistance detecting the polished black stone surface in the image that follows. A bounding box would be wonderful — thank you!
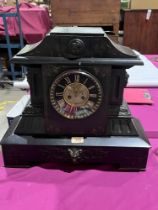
[1,115,150,170]
[1,27,151,170]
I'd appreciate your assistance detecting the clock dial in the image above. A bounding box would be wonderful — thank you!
[50,70,103,119]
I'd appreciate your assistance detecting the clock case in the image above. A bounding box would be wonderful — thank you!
[1,27,151,170]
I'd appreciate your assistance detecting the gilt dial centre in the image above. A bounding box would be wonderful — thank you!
[63,82,89,107]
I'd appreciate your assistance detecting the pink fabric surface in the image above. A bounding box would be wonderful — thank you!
[129,88,158,138]
[129,55,158,138]
[0,138,158,210]
[124,88,153,104]
[145,55,158,68]
[0,3,52,43]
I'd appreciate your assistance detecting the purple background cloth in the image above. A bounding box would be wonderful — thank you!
[128,55,158,138]
[0,138,158,210]
[129,88,158,138]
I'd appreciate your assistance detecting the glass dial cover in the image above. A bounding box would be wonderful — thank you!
[50,70,103,119]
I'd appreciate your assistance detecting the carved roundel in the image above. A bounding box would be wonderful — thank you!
[67,38,85,56]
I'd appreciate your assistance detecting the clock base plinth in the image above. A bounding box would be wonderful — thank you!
[1,116,151,171]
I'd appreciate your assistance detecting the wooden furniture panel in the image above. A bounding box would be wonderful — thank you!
[124,10,158,54]
[52,0,120,34]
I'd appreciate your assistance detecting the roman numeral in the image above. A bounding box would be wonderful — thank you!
[88,85,95,90]
[89,94,97,98]
[56,92,63,97]
[74,75,80,82]
[57,99,65,107]
[83,78,88,85]
[64,77,71,84]
[87,100,94,107]
[57,84,65,89]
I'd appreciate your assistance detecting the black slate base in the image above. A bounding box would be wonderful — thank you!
[1,116,151,171]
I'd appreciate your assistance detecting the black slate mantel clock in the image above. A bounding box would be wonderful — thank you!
[1,27,151,170]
